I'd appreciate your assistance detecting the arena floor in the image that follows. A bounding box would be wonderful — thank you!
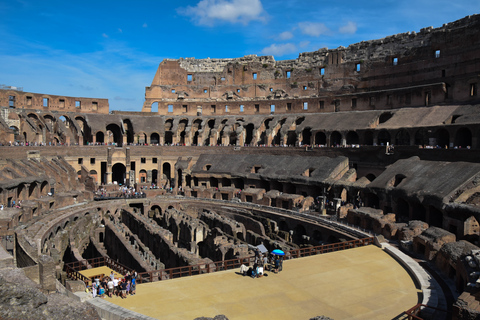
[104,245,420,320]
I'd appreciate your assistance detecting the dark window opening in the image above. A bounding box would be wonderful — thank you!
[78,158,83,164]
[141,158,146,164]
[90,158,95,164]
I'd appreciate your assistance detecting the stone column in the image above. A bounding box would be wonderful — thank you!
[39,255,56,293]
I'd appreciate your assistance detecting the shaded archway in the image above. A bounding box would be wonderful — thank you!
[377,130,391,146]
[435,128,450,148]
[96,131,105,144]
[150,133,160,145]
[396,198,410,222]
[112,163,126,185]
[330,131,342,146]
[414,128,429,146]
[302,128,312,145]
[395,129,410,145]
[163,162,172,183]
[346,131,359,145]
[106,124,123,146]
[455,127,472,148]
[315,131,326,146]
[364,130,374,145]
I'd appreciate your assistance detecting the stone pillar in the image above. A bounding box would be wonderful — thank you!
[39,254,56,293]
[333,198,342,213]
[318,196,326,215]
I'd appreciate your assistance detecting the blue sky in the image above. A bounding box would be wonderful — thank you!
[0,0,479,111]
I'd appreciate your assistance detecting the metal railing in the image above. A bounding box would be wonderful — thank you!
[65,256,133,285]
[404,303,449,320]
[135,237,374,284]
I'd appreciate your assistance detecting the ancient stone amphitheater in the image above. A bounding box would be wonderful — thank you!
[1,13,480,320]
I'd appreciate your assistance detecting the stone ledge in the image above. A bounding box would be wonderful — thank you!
[86,296,157,320]
[382,242,446,318]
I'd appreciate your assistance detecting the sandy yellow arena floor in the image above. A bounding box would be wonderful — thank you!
[106,245,420,320]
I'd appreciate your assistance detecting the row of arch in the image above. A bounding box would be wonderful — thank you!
[7,111,478,149]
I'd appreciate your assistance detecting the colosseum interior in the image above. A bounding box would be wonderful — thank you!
[1,13,480,320]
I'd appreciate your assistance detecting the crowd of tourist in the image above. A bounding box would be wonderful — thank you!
[90,270,137,299]
[239,250,284,278]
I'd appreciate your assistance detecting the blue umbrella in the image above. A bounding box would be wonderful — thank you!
[272,249,285,256]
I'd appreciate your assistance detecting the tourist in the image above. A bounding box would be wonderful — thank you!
[274,256,280,273]
[120,279,127,298]
[263,254,268,271]
[130,275,136,295]
[110,271,115,281]
[239,264,248,276]
[107,278,114,297]
[113,277,119,296]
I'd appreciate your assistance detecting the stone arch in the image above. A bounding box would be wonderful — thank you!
[28,182,37,199]
[148,132,159,145]
[346,131,359,145]
[455,127,472,148]
[364,130,374,145]
[112,163,126,185]
[95,131,105,144]
[106,123,123,146]
[122,119,134,144]
[75,116,91,145]
[294,224,307,244]
[330,131,342,146]
[435,128,450,148]
[395,129,410,145]
[414,128,429,146]
[139,169,147,183]
[163,162,172,182]
[377,130,391,146]
[315,131,326,146]
[164,119,174,145]
[40,181,49,195]
[151,102,159,113]
[17,183,26,201]
[396,198,410,222]
[302,128,312,145]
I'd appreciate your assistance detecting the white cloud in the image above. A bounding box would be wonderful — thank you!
[102,33,108,38]
[178,0,266,26]
[339,21,357,34]
[118,28,123,33]
[299,41,310,48]
[260,43,297,57]
[298,22,330,37]
[142,23,148,28]
[278,31,293,40]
